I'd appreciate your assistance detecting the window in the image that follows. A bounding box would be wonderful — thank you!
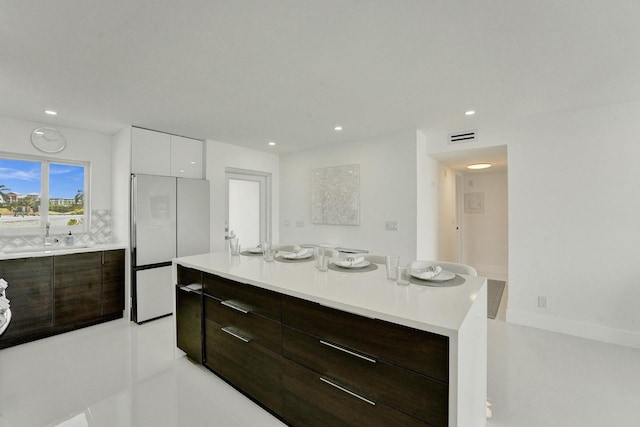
[0,155,89,234]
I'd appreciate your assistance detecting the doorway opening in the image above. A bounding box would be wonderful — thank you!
[225,168,271,249]
[430,145,508,281]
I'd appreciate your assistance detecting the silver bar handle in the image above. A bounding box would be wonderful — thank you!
[220,300,250,314]
[319,377,376,406]
[320,340,377,364]
[221,327,250,343]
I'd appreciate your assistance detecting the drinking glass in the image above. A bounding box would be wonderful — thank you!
[396,266,411,286]
[385,255,400,280]
[263,247,275,262]
[315,247,329,271]
[317,253,329,271]
[229,237,241,255]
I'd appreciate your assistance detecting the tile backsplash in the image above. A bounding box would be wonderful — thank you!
[0,209,113,251]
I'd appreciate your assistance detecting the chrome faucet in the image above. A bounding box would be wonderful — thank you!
[44,222,52,246]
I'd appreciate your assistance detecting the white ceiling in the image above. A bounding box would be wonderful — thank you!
[2,1,639,157]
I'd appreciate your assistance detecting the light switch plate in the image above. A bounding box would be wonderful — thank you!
[385,221,398,231]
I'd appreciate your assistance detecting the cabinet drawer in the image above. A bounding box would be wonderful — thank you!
[177,265,202,287]
[282,295,449,383]
[205,319,282,415]
[283,358,428,427]
[204,295,281,353]
[176,286,202,363]
[203,274,281,322]
[283,326,448,427]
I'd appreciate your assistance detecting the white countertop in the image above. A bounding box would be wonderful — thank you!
[173,251,487,337]
[0,243,128,260]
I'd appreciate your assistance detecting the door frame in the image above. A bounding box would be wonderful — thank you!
[455,172,464,263]
[225,167,272,245]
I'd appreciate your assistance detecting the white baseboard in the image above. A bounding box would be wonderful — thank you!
[506,308,640,349]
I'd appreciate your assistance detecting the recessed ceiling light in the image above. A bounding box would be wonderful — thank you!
[334,126,343,131]
[190,161,196,164]
[467,163,492,170]
[268,141,276,146]
[465,110,475,116]
[44,110,57,116]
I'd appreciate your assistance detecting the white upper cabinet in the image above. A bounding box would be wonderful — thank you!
[131,128,171,175]
[131,127,203,178]
[170,135,203,179]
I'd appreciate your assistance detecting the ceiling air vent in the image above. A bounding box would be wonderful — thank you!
[448,130,477,144]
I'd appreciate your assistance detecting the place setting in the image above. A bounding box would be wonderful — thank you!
[405,264,465,287]
[275,247,315,263]
[328,255,378,273]
[240,244,266,257]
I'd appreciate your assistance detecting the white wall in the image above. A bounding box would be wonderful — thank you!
[462,171,508,280]
[426,100,640,348]
[416,130,439,261]
[0,115,112,210]
[111,126,131,244]
[280,131,418,263]
[436,164,457,262]
[206,140,279,251]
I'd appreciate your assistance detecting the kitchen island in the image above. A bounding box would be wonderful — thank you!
[173,251,487,427]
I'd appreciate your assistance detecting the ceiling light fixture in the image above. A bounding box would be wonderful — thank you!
[268,141,276,146]
[465,110,475,116]
[467,163,492,170]
[44,110,58,116]
[334,126,343,131]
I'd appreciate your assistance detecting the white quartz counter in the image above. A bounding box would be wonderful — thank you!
[0,243,128,260]
[173,251,486,338]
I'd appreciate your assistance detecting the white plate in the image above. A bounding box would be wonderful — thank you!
[411,269,456,282]
[248,247,263,254]
[281,250,313,260]
[334,260,371,269]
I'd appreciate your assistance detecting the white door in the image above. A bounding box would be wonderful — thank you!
[225,169,270,249]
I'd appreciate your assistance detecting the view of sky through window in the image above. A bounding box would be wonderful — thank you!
[0,158,86,229]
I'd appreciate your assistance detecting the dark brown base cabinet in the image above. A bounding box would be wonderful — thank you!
[196,272,449,427]
[175,265,204,363]
[0,249,126,349]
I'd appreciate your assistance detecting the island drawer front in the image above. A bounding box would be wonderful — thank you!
[203,273,281,322]
[283,326,448,427]
[282,295,449,383]
[176,285,202,363]
[204,319,283,415]
[282,357,429,427]
[177,265,203,287]
[204,295,281,353]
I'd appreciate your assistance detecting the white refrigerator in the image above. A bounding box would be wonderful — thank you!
[131,174,210,323]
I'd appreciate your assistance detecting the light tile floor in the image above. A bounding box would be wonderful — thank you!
[1,289,639,427]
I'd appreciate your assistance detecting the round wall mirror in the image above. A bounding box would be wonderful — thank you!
[31,127,66,153]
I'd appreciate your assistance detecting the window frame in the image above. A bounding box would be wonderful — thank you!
[0,152,90,236]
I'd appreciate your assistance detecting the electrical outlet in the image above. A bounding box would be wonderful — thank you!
[385,221,398,231]
[538,296,547,309]
[296,220,304,228]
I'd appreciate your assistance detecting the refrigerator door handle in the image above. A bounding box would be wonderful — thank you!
[130,174,138,266]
